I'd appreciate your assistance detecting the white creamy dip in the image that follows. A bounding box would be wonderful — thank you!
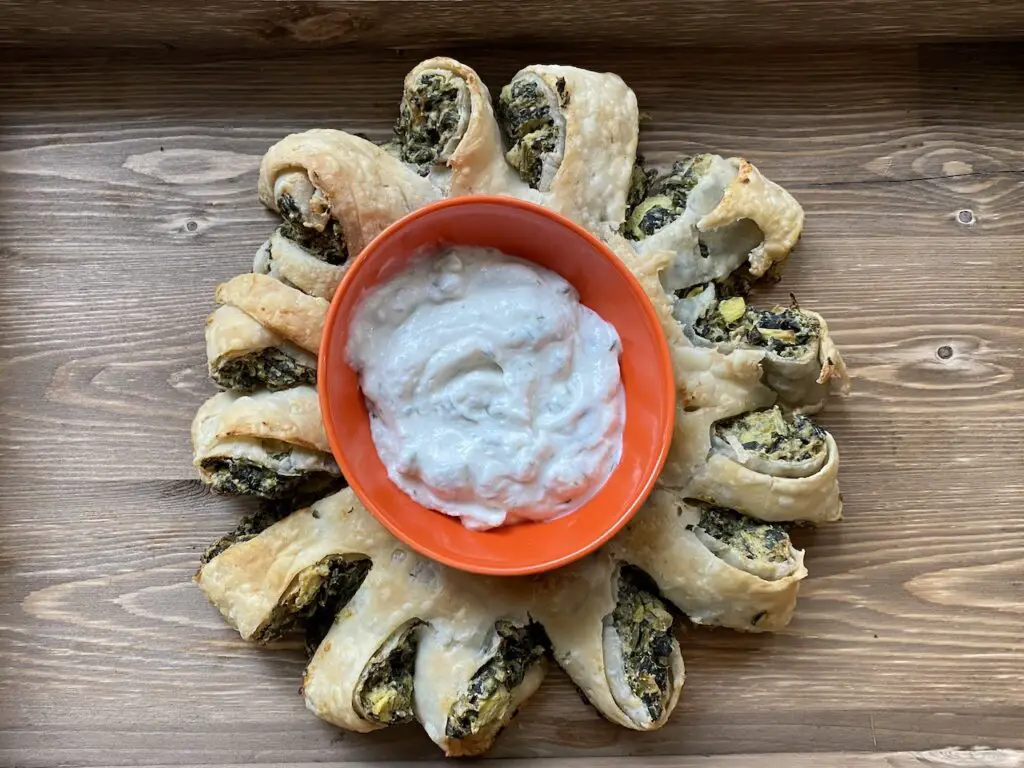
[347,245,625,530]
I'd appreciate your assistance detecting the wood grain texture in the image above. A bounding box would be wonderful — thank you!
[3,0,1024,53]
[1,42,1023,766]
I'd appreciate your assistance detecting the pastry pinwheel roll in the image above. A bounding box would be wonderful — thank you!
[679,284,849,413]
[304,560,438,733]
[623,154,804,294]
[606,235,778,418]
[205,305,318,392]
[197,490,392,639]
[496,65,639,236]
[686,406,842,524]
[196,510,369,647]
[256,128,440,297]
[531,552,683,731]
[392,57,516,197]
[414,583,547,757]
[214,272,327,354]
[611,489,807,632]
[191,387,340,498]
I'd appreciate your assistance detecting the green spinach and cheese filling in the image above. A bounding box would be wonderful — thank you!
[211,346,317,392]
[252,554,371,648]
[497,73,567,191]
[688,502,799,581]
[445,620,547,741]
[198,448,338,500]
[623,155,713,241]
[605,566,676,724]
[712,406,828,478]
[693,295,820,359]
[623,155,766,294]
[206,304,319,393]
[353,619,422,725]
[394,69,471,173]
[271,172,348,266]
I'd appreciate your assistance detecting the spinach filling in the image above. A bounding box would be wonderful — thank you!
[354,620,422,725]
[212,347,316,392]
[445,620,546,740]
[623,155,712,241]
[277,193,348,266]
[691,503,792,565]
[611,566,675,722]
[714,407,826,466]
[303,558,373,656]
[693,295,820,359]
[395,70,467,172]
[626,154,657,214]
[199,457,330,500]
[497,75,565,189]
[252,554,371,647]
[200,505,293,565]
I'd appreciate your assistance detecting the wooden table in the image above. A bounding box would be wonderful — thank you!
[2,3,1023,766]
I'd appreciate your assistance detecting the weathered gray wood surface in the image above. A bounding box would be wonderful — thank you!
[1,41,1023,766]
[3,0,1024,52]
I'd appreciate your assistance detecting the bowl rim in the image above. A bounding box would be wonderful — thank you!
[318,194,675,575]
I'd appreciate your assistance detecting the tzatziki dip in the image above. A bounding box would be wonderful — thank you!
[347,245,625,530]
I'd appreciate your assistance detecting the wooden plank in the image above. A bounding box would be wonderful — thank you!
[1,42,1023,765]
[70,753,1024,768]
[3,0,1024,53]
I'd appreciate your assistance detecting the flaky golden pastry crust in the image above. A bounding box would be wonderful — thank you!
[255,230,345,301]
[403,57,518,197]
[530,552,684,730]
[698,158,805,278]
[205,305,282,369]
[258,128,440,257]
[518,65,639,237]
[215,273,327,354]
[610,489,807,632]
[199,490,544,755]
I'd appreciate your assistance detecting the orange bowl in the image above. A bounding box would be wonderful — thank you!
[319,196,674,575]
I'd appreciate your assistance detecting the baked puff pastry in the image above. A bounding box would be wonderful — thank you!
[611,489,807,632]
[191,387,340,499]
[679,284,850,414]
[199,490,548,756]
[392,57,519,198]
[624,154,804,294]
[530,551,683,731]
[205,304,318,392]
[412,573,546,757]
[496,65,639,237]
[256,128,441,299]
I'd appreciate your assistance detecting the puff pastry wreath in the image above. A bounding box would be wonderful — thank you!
[190,56,850,756]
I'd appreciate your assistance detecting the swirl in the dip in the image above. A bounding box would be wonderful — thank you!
[347,246,625,530]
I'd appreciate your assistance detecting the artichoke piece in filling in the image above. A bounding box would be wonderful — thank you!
[623,155,713,241]
[497,74,566,190]
[693,295,820,359]
[626,154,658,214]
[211,347,316,392]
[395,70,470,172]
[252,554,370,646]
[607,566,676,723]
[713,406,828,478]
[445,620,547,741]
[353,620,422,725]
[688,502,798,581]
